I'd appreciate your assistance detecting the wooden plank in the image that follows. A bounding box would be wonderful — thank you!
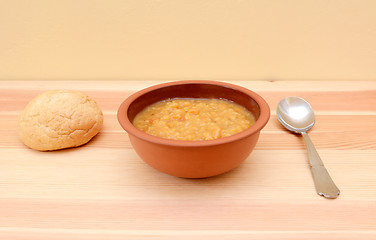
[1,149,375,200]
[1,229,376,240]
[1,80,376,92]
[2,114,375,150]
[1,89,375,112]
[1,198,375,231]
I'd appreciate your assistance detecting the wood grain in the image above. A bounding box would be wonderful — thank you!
[1,81,375,240]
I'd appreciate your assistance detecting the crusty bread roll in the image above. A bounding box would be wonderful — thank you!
[18,90,103,151]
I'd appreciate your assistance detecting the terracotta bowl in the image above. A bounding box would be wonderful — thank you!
[117,80,270,178]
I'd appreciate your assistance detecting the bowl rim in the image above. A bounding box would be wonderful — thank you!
[117,80,270,147]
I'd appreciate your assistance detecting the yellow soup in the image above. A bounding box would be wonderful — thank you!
[133,98,255,141]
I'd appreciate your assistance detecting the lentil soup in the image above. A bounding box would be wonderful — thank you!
[133,98,255,141]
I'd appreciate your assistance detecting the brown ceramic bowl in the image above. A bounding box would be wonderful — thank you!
[117,80,270,178]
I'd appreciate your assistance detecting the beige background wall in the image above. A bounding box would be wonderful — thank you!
[1,0,375,81]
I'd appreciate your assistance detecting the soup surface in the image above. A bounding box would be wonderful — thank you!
[133,98,255,141]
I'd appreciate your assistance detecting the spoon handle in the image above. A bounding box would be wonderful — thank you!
[301,132,340,199]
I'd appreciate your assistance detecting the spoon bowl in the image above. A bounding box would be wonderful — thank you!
[277,97,315,133]
[277,97,340,199]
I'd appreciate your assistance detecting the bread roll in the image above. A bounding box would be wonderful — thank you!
[18,90,103,151]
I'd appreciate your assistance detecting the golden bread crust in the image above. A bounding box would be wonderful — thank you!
[18,90,103,151]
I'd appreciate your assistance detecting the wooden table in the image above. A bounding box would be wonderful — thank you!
[1,80,375,239]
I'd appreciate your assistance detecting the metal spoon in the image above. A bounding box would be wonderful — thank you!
[277,96,340,199]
